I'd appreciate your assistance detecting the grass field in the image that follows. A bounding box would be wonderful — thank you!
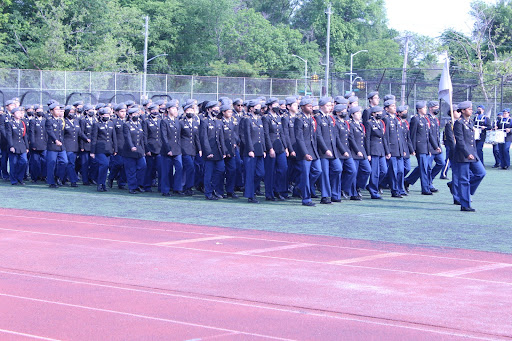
[1,148,511,253]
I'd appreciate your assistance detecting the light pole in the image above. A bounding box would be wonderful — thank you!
[292,54,308,96]
[349,50,368,92]
[143,53,168,99]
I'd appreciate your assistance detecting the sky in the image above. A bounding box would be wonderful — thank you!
[385,0,497,38]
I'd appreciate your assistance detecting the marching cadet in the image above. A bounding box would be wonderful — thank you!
[28,105,47,182]
[0,99,16,181]
[348,106,371,199]
[426,101,444,190]
[492,111,503,168]
[220,102,240,198]
[108,103,127,189]
[405,101,435,195]
[283,96,300,197]
[123,107,147,194]
[242,99,266,203]
[232,98,245,191]
[362,91,379,125]
[473,105,491,165]
[45,102,68,188]
[91,107,117,192]
[496,108,512,170]
[180,102,201,196]
[383,99,406,198]
[199,101,227,200]
[315,97,339,204]
[295,97,325,206]
[6,107,29,185]
[143,104,163,192]
[80,104,95,185]
[453,101,486,212]
[397,105,414,195]
[332,104,358,201]
[444,105,461,205]
[262,97,288,201]
[160,100,184,197]
[63,105,86,187]
[365,106,390,199]
[348,96,359,109]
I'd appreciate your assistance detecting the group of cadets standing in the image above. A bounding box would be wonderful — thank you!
[0,91,496,211]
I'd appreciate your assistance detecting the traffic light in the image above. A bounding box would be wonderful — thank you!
[311,74,319,82]
[356,81,365,90]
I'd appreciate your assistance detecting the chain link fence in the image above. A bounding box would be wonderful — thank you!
[0,68,327,108]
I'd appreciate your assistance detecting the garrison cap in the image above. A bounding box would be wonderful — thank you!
[397,105,408,113]
[34,105,43,111]
[49,102,61,110]
[371,106,383,113]
[219,97,232,106]
[95,103,105,110]
[247,99,260,108]
[155,99,166,106]
[285,97,296,105]
[427,100,439,108]
[348,106,362,115]
[312,98,319,107]
[147,103,158,111]
[64,105,74,112]
[278,100,285,106]
[220,104,232,112]
[166,99,178,108]
[205,100,219,109]
[333,104,347,112]
[5,100,14,106]
[348,96,359,104]
[318,97,332,106]
[124,100,135,107]
[11,107,22,114]
[72,100,84,107]
[141,99,150,106]
[458,101,472,110]
[128,107,140,115]
[300,97,313,106]
[503,108,510,113]
[384,99,395,107]
[266,97,279,106]
[47,99,57,106]
[98,107,110,115]
[83,104,94,111]
[477,105,485,110]
[367,91,379,100]
[383,94,395,101]
[115,103,127,111]
[416,101,427,110]
[446,105,458,116]
[233,98,243,106]
[335,96,349,105]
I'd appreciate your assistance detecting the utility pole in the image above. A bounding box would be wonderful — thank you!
[324,4,332,96]
[142,16,149,99]
[401,35,411,106]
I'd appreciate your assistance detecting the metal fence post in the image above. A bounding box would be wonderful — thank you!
[64,71,67,101]
[216,77,219,99]
[243,78,246,99]
[114,72,117,101]
[295,79,298,96]
[270,78,273,97]
[40,70,43,105]
[165,74,168,96]
[191,75,194,99]
[89,72,92,93]
[17,69,21,96]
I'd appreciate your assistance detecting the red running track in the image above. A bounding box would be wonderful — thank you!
[0,208,511,340]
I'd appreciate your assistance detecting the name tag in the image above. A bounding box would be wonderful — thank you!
[224,127,229,130]
[100,127,106,130]
[208,125,214,129]
[13,126,17,130]
[149,123,154,127]
[130,128,135,131]
[322,122,327,126]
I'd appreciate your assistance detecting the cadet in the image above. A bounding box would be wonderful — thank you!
[143,103,162,192]
[365,106,390,199]
[492,111,503,168]
[45,102,68,188]
[6,107,29,185]
[91,107,117,192]
[362,91,380,125]
[283,96,300,197]
[160,100,184,197]
[79,104,95,185]
[262,97,289,201]
[123,107,147,194]
[348,106,371,199]
[383,99,406,198]
[295,97,324,206]
[405,101,435,195]
[314,97,338,204]
[426,101,444,189]
[0,99,16,181]
[444,106,461,205]
[63,105,86,187]
[397,105,415,194]
[28,105,47,183]
[232,98,245,191]
[220,102,240,198]
[497,108,512,170]
[108,103,127,189]
[242,99,266,203]
[199,101,227,200]
[453,101,486,212]
[180,101,201,196]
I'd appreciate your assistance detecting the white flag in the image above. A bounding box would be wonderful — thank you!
[438,58,453,106]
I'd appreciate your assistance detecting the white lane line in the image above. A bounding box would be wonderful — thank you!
[235,243,313,255]
[329,252,405,265]
[2,227,512,286]
[198,332,241,340]
[156,236,234,246]
[436,263,512,277]
[0,270,506,341]
[0,328,60,341]
[0,212,511,266]
[0,293,294,341]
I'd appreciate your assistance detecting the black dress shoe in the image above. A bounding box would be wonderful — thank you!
[310,193,319,199]
[391,193,403,198]
[439,175,449,180]
[447,182,453,195]
[502,166,509,170]
[302,201,316,207]
[404,180,410,193]
[97,185,105,192]
[492,164,501,168]
[83,182,90,186]
[129,189,138,194]
[184,189,194,196]
[118,185,126,190]
[401,192,408,196]
[227,192,239,199]
[320,197,332,204]
[461,206,475,212]
[71,182,78,187]
[265,197,276,201]
[430,187,439,193]
[90,179,97,185]
[341,191,349,199]
[331,198,342,202]
[137,186,145,193]
[371,195,382,199]
[108,178,114,188]
[454,199,461,205]
[11,182,18,186]
[173,191,186,196]
[162,192,171,197]
[422,191,433,195]
[49,184,58,188]
[205,195,218,200]
[56,179,63,186]
[276,194,286,201]
[255,190,263,196]
[247,197,259,203]
[18,182,25,186]
[214,192,223,199]
[350,196,362,201]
